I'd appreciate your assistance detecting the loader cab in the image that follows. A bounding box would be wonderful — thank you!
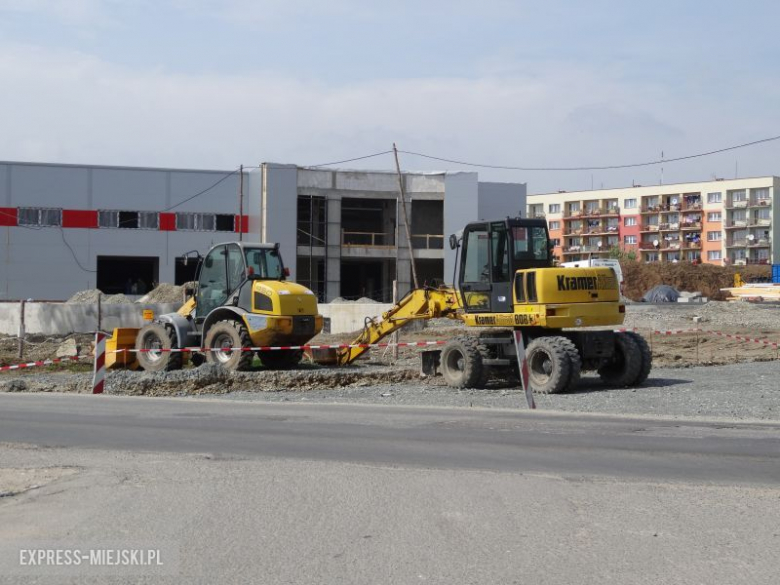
[457,218,550,313]
[195,242,287,317]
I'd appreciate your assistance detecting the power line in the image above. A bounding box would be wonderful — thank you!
[398,134,780,171]
[163,167,242,212]
[59,228,96,273]
[308,150,394,168]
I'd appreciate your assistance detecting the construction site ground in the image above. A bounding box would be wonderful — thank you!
[1,301,779,421]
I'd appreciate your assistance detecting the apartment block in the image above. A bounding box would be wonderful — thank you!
[527,177,780,266]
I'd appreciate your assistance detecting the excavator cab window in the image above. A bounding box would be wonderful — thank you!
[459,218,551,314]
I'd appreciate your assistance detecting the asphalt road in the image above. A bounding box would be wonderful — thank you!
[1,393,779,484]
[2,394,780,584]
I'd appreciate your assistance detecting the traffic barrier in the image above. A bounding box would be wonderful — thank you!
[92,332,106,394]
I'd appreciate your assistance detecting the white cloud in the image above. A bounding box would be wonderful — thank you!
[0,41,778,193]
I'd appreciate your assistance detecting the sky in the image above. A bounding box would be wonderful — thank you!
[1,0,779,193]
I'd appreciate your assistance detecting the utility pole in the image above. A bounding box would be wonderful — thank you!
[239,164,244,241]
[393,143,419,290]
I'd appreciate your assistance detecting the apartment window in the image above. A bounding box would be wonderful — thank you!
[569,202,581,212]
[645,252,658,262]
[707,212,721,222]
[707,231,722,241]
[730,190,747,202]
[550,238,560,247]
[549,221,560,230]
[624,216,637,227]
[707,192,722,203]
[752,188,770,200]
[18,207,62,227]
[176,212,218,231]
[624,198,637,209]
[624,235,637,245]
[731,210,747,222]
[118,211,139,229]
[707,250,722,261]
[548,203,560,214]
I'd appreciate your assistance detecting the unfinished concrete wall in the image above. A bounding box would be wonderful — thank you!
[477,181,527,221]
[443,172,479,285]
[261,163,298,281]
[319,302,393,334]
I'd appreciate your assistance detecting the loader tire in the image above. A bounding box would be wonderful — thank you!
[441,336,485,389]
[626,331,652,386]
[598,332,642,387]
[556,337,582,392]
[204,320,254,371]
[525,336,571,394]
[259,349,303,369]
[135,322,183,372]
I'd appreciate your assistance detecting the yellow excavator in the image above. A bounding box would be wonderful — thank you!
[121,242,323,372]
[336,217,651,393]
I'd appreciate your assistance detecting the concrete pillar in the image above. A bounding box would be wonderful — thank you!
[325,197,342,301]
[396,197,413,295]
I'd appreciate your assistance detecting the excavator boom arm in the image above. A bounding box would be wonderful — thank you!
[336,287,461,365]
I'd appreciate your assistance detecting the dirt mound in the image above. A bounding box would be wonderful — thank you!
[137,283,187,304]
[620,261,771,301]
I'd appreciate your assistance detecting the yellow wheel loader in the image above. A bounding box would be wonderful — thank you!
[336,217,651,394]
[132,242,323,372]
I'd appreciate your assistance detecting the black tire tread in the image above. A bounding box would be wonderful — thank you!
[135,322,182,372]
[525,336,571,394]
[598,332,642,387]
[204,319,254,371]
[554,337,582,392]
[441,335,484,389]
[626,331,652,386]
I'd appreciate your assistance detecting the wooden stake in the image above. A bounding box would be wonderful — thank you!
[393,144,419,290]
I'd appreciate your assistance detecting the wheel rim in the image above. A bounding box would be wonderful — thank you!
[529,348,553,384]
[141,332,165,362]
[212,332,236,364]
[445,348,466,375]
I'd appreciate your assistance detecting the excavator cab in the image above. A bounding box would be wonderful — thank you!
[458,217,550,313]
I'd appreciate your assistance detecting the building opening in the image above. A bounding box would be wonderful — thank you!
[340,259,394,302]
[174,257,200,285]
[341,198,396,246]
[97,256,159,295]
[296,256,326,301]
[414,259,445,287]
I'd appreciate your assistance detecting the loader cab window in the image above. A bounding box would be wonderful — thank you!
[198,245,231,317]
[244,248,285,280]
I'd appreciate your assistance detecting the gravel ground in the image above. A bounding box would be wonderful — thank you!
[2,361,778,421]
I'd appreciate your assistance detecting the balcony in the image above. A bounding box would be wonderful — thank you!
[681,203,703,211]
[640,224,660,232]
[747,238,771,248]
[727,199,749,209]
[341,231,394,247]
[638,242,658,250]
[748,218,772,227]
[750,199,772,208]
[562,209,582,218]
[680,221,702,230]
[726,240,747,248]
[724,220,748,229]
[411,233,444,249]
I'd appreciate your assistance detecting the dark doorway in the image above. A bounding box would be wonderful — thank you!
[97,256,159,295]
[340,259,392,302]
[175,257,199,285]
[415,259,445,287]
[296,256,326,301]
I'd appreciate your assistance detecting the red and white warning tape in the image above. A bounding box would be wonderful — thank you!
[110,340,449,354]
[709,330,779,348]
[0,355,88,372]
[652,328,702,336]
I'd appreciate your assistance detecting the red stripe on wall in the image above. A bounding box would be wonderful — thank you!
[62,209,98,228]
[0,207,17,227]
[235,215,249,233]
[159,213,176,231]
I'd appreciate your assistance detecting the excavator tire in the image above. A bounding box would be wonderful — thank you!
[204,319,254,371]
[525,336,571,394]
[556,337,582,392]
[598,332,642,387]
[135,322,182,372]
[259,349,303,369]
[626,331,652,386]
[441,336,485,389]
